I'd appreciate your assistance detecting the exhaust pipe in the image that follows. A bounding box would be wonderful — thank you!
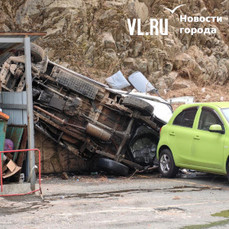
[86,123,111,141]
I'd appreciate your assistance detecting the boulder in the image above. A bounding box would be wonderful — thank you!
[138,0,154,8]
[164,71,178,88]
[174,53,204,79]
[101,32,116,50]
[133,41,143,57]
[98,9,117,21]
[171,77,197,91]
[123,57,136,69]
[136,58,148,74]
[148,71,162,84]
[127,0,149,22]
[155,78,167,95]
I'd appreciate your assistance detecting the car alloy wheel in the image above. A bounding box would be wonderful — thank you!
[159,149,178,178]
[160,154,171,173]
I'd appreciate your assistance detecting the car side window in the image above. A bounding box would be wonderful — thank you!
[198,108,223,131]
[173,107,198,128]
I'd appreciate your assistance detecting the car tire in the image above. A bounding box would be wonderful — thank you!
[96,158,129,176]
[159,149,178,178]
[226,161,229,182]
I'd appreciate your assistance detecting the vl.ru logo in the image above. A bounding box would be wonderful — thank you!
[127,18,168,36]
[127,4,185,36]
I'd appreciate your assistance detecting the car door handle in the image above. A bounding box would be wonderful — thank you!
[194,135,200,140]
[169,132,175,136]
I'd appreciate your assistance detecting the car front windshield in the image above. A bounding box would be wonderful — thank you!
[221,108,229,122]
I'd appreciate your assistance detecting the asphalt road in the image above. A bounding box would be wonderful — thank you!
[1,172,229,229]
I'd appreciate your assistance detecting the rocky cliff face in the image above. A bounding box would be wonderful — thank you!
[0,0,228,173]
[1,0,228,96]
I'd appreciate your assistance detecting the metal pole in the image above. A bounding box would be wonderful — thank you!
[24,37,36,191]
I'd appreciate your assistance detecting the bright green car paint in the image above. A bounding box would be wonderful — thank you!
[157,102,229,176]
[209,124,224,133]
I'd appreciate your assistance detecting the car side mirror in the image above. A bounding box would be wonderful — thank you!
[209,124,225,134]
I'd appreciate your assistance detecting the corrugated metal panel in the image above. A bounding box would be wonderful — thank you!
[0,92,27,125]
[0,120,7,151]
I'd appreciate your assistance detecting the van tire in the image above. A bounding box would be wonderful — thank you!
[16,43,46,63]
[96,158,129,176]
[122,96,154,116]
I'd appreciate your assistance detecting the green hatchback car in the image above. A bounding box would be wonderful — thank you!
[157,102,229,180]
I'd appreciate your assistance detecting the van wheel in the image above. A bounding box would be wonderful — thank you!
[30,43,46,63]
[121,96,154,116]
[159,149,178,178]
[96,158,129,176]
[16,43,46,63]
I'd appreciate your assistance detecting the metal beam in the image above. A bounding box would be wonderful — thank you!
[0,38,24,43]
[0,104,27,110]
[0,32,46,36]
[24,37,36,191]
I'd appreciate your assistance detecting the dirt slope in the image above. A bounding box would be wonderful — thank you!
[0,0,228,102]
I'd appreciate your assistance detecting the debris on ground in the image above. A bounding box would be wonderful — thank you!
[61,172,69,180]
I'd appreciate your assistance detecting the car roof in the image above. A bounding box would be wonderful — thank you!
[212,102,229,108]
[178,102,229,110]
